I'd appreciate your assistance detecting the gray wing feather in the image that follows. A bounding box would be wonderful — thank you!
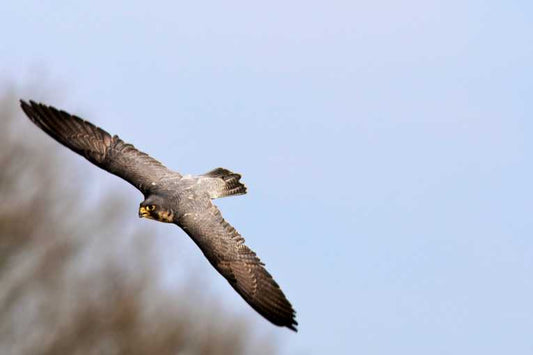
[178,201,298,331]
[20,100,177,193]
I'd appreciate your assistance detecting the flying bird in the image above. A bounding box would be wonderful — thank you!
[20,100,297,331]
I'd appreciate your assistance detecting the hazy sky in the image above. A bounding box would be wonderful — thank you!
[2,1,532,354]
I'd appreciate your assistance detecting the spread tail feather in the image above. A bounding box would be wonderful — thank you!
[202,168,247,199]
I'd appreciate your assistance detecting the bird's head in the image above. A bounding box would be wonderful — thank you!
[139,195,174,223]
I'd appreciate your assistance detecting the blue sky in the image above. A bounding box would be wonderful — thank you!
[2,1,532,354]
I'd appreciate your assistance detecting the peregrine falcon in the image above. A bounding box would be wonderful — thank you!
[20,100,297,331]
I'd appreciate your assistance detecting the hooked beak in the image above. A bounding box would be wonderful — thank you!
[139,206,151,219]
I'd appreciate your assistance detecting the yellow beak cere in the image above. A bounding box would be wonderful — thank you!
[139,206,152,219]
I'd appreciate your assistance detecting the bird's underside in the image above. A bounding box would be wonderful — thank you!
[20,100,297,331]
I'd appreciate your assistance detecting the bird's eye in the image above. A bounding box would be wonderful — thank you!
[147,205,156,211]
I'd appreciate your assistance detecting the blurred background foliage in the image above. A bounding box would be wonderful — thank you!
[0,86,278,355]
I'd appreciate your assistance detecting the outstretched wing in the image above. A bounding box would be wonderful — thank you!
[20,100,177,193]
[178,201,298,331]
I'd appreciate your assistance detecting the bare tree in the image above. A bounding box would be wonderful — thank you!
[0,87,278,355]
